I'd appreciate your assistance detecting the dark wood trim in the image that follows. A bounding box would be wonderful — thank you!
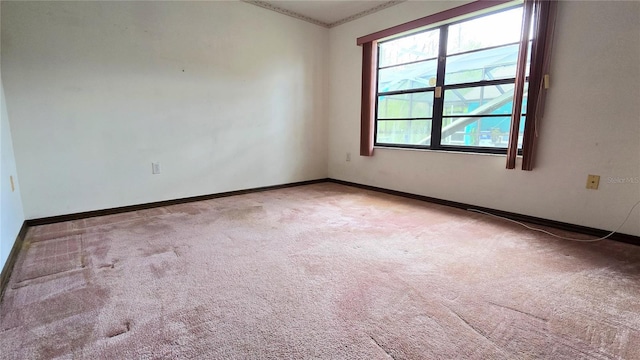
[521,0,557,171]
[17,175,640,250]
[26,179,329,226]
[506,0,533,169]
[360,42,377,157]
[356,0,513,45]
[327,179,640,246]
[0,221,28,304]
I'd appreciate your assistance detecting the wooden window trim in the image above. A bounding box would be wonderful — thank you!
[356,0,513,46]
[360,42,377,156]
[358,0,556,171]
[358,0,515,158]
[506,0,533,169]
[520,0,557,170]
[508,0,557,170]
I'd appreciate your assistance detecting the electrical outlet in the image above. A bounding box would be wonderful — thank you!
[346,152,351,162]
[152,162,161,174]
[586,174,600,190]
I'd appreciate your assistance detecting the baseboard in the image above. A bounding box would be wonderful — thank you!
[327,179,640,246]
[20,177,640,246]
[0,221,28,304]
[26,178,330,227]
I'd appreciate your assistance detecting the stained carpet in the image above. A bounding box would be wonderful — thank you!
[1,183,639,359]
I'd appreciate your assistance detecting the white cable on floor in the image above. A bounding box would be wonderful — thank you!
[467,199,640,242]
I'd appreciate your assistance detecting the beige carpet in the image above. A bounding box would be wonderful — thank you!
[1,182,639,359]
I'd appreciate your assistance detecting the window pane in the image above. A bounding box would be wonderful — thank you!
[378,92,434,119]
[379,29,440,67]
[447,7,523,55]
[376,120,432,146]
[443,84,515,116]
[378,59,438,92]
[441,116,525,148]
[518,115,525,149]
[445,44,521,85]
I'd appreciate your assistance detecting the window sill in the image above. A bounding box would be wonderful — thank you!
[373,145,522,158]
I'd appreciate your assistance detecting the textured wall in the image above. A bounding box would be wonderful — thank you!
[1,81,25,270]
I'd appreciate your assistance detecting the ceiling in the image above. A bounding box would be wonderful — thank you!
[244,1,404,28]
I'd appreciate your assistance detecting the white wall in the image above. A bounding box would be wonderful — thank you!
[1,1,26,271]
[1,83,25,272]
[1,1,328,219]
[329,1,640,236]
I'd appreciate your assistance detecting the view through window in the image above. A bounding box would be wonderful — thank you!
[375,6,529,152]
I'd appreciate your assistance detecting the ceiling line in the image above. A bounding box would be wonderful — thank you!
[242,0,332,28]
[242,0,405,29]
[328,1,405,28]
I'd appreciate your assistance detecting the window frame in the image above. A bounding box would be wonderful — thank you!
[372,3,526,155]
[358,0,557,170]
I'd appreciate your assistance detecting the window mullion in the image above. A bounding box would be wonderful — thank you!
[430,25,448,149]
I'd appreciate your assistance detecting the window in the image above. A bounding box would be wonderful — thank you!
[358,0,557,170]
[376,6,526,153]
